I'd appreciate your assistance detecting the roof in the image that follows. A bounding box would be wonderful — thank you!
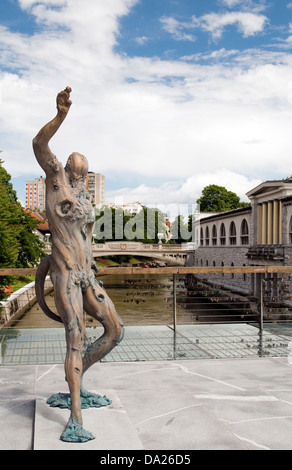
[199,206,251,223]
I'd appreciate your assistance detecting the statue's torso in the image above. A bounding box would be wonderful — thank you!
[45,162,95,275]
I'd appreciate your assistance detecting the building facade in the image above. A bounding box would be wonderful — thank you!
[25,176,46,211]
[190,178,292,316]
[86,172,105,206]
[25,172,105,210]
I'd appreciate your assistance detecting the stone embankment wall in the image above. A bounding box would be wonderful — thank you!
[0,277,53,328]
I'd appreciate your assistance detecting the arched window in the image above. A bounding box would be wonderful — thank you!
[289,216,292,244]
[229,221,237,245]
[243,263,246,281]
[206,226,210,246]
[220,223,226,245]
[241,219,249,245]
[200,227,204,246]
[212,225,217,245]
[231,262,235,279]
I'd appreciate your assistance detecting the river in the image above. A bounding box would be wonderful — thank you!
[10,273,254,329]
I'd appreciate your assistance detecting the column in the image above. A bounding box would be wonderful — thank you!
[273,200,279,244]
[262,203,267,244]
[279,201,283,244]
[257,204,262,244]
[267,201,273,245]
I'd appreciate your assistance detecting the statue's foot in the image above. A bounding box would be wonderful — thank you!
[46,389,112,409]
[60,417,95,443]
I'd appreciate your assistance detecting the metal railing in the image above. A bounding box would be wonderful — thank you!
[1,265,292,330]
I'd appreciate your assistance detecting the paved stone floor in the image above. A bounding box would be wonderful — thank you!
[2,355,292,450]
[1,324,292,450]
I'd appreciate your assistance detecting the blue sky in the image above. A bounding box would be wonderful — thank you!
[1,0,292,206]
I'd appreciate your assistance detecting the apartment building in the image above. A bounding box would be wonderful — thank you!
[25,176,46,211]
[25,172,105,210]
[86,172,105,206]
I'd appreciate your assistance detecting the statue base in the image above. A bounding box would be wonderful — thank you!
[46,389,112,409]
[46,388,112,443]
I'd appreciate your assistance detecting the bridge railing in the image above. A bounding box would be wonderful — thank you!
[44,241,196,253]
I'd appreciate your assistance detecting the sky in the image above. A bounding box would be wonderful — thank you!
[1,0,292,207]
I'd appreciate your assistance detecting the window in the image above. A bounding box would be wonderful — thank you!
[243,264,246,281]
[229,221,237,245]
[200,227,204,246]
[231,262,235,279]
[241,219,249,245]
[206,226,210,246]
[289,216,292,244]
[220,223,226,245]
[212,225,217,245]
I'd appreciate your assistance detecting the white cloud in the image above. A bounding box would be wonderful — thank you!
[195,11,268,40]
[161,9,268,42]
[219,0,268,13]
[0,0,291,208]
[135,36,148,45]
[106,170,261,206]
[220,0,243,6]
[160,17,196,42]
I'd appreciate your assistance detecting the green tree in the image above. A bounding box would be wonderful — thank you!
[197,184,250,213]
[0,159,45,298]
[94,206,167,243]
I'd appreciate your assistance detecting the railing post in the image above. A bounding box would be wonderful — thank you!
[173,273,177,332]
[260,273,264,332]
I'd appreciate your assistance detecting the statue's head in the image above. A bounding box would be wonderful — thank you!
[65,152,88,184]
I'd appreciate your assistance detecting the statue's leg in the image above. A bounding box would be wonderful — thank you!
[82,283,124,374]
[51,276,95,443]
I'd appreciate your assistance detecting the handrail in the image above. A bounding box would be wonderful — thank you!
[1,265,292,331]
[1,265,292,276]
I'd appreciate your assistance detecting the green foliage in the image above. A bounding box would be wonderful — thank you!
[0,159,45,296]
[94,206,168,243]
[197,184,250,213]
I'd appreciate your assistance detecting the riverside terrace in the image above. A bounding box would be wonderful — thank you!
[2,267,292,449]
[1,266,292,363]
[2,265,292,332]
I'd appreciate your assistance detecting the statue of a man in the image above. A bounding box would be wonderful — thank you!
[33,87,124,442]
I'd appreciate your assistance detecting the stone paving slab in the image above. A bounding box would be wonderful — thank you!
[1,356,292,450]
[34,364,144,450]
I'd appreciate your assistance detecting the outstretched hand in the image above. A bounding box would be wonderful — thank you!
[57,86,72,114]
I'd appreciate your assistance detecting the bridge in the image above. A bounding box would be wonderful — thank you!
[44,241,197,265]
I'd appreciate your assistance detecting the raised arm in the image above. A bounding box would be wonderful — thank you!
[32,87,72,174]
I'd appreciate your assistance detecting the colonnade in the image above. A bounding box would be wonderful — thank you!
[257,200,282,245]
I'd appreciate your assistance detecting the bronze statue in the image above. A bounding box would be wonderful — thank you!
[33,87,124,443]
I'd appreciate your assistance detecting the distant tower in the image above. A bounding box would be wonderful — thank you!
[25,176,46,211]
[86,172,105,206]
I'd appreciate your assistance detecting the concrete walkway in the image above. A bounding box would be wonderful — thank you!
[1,356,292,450]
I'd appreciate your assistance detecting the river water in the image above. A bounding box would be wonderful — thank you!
[10,273,253,330]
